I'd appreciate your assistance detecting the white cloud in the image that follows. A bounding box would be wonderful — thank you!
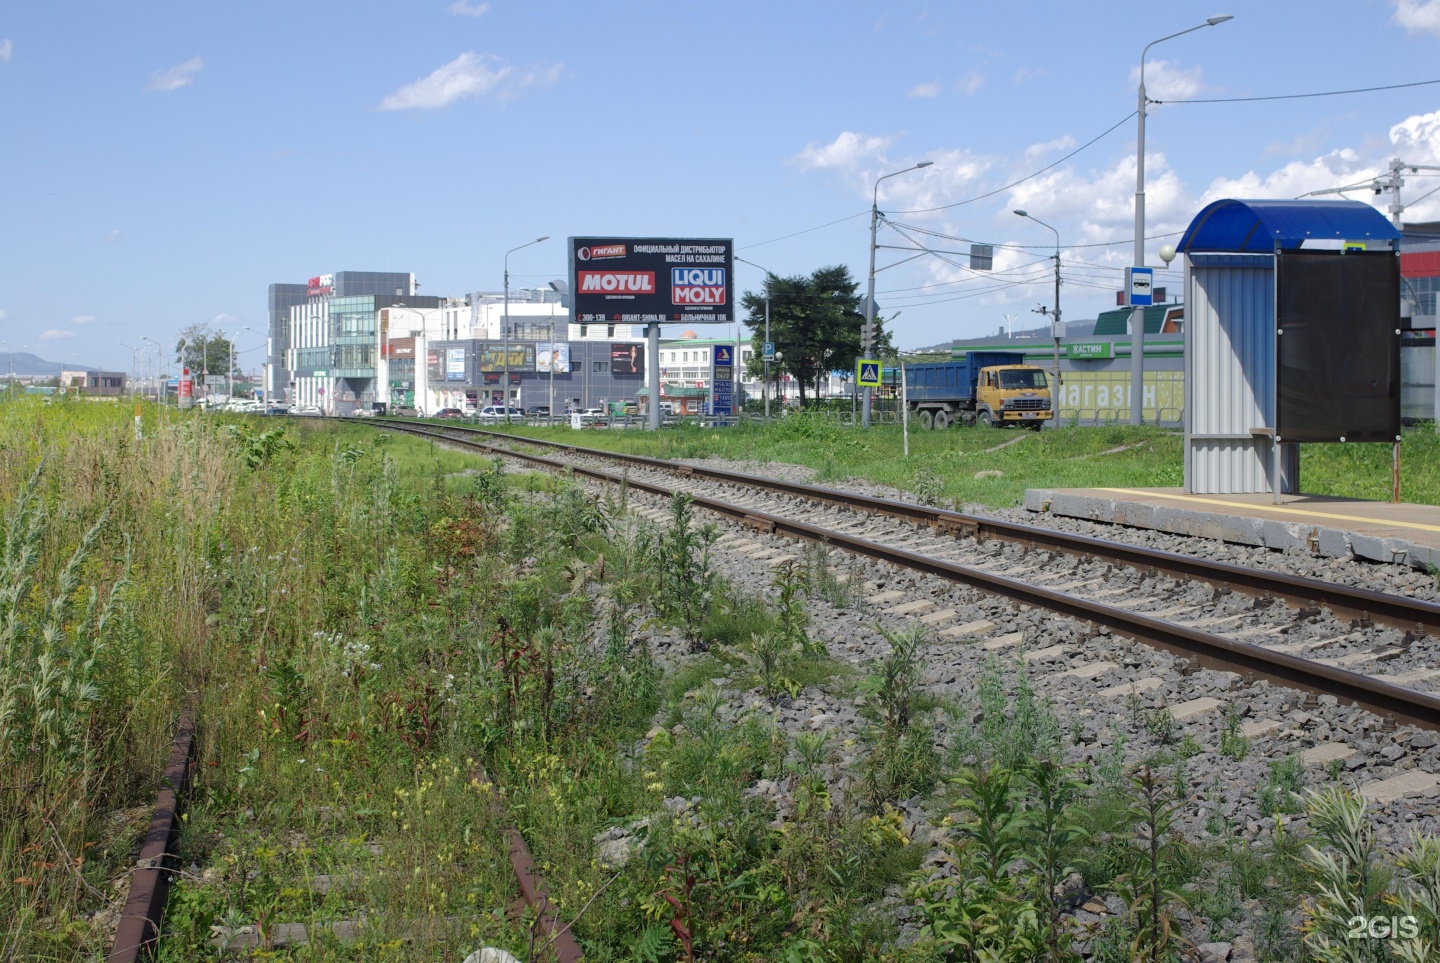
[41,329,75,342]
[446,1,489,14]
[908,81,940,99]
[0,39,12,63]
[1013,66,1043,84]
[1394,0,1440,35]
[104,228,123,242]
[0,309,7,322]
[147,56,203,93]
[791,131,894,173]
[1025,135,1075,159]
[378,52,560,110]
[958,70,985,97]
[1130,59,1205,102]
[71,315,98,325]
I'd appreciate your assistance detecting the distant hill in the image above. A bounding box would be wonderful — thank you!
[0,352,95,377]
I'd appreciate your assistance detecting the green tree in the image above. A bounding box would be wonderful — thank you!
[740,265,890,406]
[174,325,238,385]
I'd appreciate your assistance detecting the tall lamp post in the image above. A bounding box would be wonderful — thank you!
[118,342,141,397]
[504,236,549,417]
[863,161,933,427]
[735,256,775,421]
[1133,14,1233,424]
[1013,210,1063,423]
[141,337,163,404]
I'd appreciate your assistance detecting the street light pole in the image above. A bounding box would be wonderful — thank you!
[1014,210,1062,423]
[863,161,933,427]
[735,256,775,421]
[1133,14,1232,424]
[504,236,549,417]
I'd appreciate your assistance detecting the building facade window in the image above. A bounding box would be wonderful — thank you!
[593,361,609,373]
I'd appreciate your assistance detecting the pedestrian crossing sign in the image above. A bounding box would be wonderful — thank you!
[856,360,881,387]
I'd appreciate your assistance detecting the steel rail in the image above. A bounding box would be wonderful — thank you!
[402,421,1440,637]
[378,420,1440,730]
[107,705,197,963]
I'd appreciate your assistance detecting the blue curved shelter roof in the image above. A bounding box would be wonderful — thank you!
[1178,198,1400,253]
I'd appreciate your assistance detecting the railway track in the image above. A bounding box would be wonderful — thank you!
[376,420,1440,732]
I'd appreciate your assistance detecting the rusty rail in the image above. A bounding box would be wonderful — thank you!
[379,421,1440,731]
[400,421,1440,637]
[107,705,196,963]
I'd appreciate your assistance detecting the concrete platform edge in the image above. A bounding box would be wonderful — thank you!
[1024,489,1440,571]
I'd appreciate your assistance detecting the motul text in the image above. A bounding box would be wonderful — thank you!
[578,271,656,294]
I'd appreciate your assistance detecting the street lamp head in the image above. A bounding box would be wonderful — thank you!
[1207,15,1233,25]
[915,160,934,169]
[1013,209,1028,218]
[536,235,549,243]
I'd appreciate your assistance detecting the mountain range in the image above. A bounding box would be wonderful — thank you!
[0,352,96,377]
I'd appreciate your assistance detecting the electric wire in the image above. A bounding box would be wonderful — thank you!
[1156,77,1440,105]
[888,111,1138,215]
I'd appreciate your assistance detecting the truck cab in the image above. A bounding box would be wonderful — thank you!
[976,365,1052,426]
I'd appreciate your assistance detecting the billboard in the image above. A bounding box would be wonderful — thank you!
[570,237,734,325]
[446,348,466,381]
[478,344,536,372]
[538,343,570,373]
[611,342,644,377]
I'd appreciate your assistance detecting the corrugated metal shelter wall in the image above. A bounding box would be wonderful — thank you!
[1185,254,1295,493]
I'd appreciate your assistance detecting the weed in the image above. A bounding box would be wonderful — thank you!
[803,541,860,609]
[911,464,945,507]
[1146,706,1177,745]
[1218,707,1249,761]
[858,624,926,735]
[1109,766,1191,963]
[651,494,719,648]
[770,560,814,654]
[1298,786,1393,961]
[1258,755,1306,817]
[974,654,1062,771]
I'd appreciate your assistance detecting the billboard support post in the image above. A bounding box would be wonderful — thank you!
[648,324,661,430]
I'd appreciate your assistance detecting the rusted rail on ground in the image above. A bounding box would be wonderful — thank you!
[474,764,586,962]
[378,421,1440,731]
[107,705,196,963]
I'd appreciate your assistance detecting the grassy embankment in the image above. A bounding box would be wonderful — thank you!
[476,416,1440,509]
[9,401,1440,962]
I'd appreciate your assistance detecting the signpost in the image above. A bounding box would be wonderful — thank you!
[856,360,881,388]
[1126,266,1154,423]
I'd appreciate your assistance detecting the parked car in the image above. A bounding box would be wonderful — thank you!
[526,405,550,417]
[477,405,524,423]
[392,405,418,418]
[291,404,323,417]
[263,404,290,416]
[434,408,464,419]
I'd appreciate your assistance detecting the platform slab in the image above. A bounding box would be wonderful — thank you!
[1025,487,1440,571]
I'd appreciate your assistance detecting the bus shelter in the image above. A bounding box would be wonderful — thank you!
[1178,199,1401,498]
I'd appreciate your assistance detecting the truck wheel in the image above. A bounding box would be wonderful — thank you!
[978,410,994,428]
[917,410,935,430]
[933,410,951,429]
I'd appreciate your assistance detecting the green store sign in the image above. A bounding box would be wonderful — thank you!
[1066,342,1113,360]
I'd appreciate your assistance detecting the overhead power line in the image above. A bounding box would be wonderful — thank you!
[889,111,1138,215]
[1157,77,1440,105]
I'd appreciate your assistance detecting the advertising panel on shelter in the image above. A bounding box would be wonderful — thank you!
[569,237,734,326]
[1275,251,1400,443]
[610,343,644,376]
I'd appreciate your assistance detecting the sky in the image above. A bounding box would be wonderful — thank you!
[7,0,1440,373]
